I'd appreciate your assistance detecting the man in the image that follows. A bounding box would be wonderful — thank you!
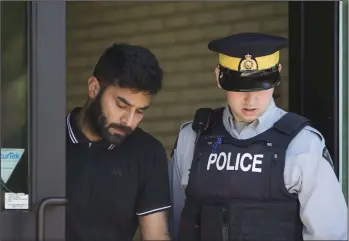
[168,33,347,241]
[66,43,171,241]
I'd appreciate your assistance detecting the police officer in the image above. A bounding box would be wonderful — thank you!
[168,33,348,241]
[66,43,171,241]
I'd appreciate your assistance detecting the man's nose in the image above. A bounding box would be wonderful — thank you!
[120,111,135,127]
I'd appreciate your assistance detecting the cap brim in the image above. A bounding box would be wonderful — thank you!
[218,69,281,92]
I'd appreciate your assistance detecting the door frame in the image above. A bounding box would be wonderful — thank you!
[347,0,349,201]
[0,1,66,240]
[338,0,349,200]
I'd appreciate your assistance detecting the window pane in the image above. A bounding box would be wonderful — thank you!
[0,1,30,210]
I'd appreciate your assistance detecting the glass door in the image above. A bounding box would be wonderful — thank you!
[0,1,66,240]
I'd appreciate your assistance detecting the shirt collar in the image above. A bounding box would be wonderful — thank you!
[66,107,115,150]
[223,99,277,133]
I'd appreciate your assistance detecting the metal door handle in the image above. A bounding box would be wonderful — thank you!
[36,197,67,241]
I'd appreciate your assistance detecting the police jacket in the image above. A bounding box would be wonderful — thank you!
[168,100,347,241]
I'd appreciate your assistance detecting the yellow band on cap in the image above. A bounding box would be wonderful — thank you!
[218,51,279,71]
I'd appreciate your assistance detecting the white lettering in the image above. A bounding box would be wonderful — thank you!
[252,154,263,173]
[216,152,227,170]
[207,153,217,170]
[240,153,253,171]
[226,153,234,170]
[234,153,240,170]
[206,152,264,172]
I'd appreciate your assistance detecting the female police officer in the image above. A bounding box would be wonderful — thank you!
[66,43,171,241]
[168,33,347,241]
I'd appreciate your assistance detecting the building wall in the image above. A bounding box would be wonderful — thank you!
[66,2,289,156]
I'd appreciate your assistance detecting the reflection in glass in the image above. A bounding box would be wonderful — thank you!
[0,1,29,209]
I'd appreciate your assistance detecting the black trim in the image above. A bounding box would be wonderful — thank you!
[219,65,280,92]
[289,2,340,178]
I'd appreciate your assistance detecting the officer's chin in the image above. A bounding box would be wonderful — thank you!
[239,114,259,123]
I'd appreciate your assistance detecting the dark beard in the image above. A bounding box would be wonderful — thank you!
[86,88,133,146]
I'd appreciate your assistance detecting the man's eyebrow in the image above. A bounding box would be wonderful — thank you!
[117,96,150,110]
[117,96,132,106]
[139,105,150,111]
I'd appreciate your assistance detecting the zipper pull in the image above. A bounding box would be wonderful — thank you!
[212,137,222,153]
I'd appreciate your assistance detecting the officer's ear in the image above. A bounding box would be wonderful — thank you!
[88,77,101,99]
[278,64,282,73]
[215,66,222,89]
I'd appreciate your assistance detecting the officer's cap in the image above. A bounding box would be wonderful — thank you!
[208,33,288,92]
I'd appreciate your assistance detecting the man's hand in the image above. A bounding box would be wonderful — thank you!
[139,210,171,241]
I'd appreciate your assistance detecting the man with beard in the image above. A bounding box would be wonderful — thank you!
[66,43,170,241]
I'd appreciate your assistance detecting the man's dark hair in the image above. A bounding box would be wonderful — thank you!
[93,43,163,95]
